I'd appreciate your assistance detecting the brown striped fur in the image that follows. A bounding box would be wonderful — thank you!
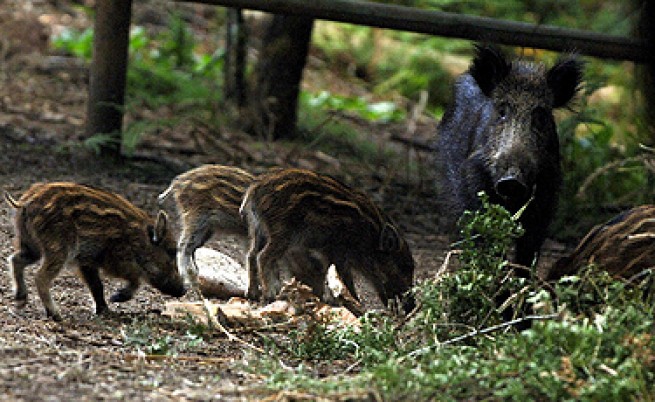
[548,205,655,280]
[5,182,185,321]
[240,168,415,313]
[158,165,255,284]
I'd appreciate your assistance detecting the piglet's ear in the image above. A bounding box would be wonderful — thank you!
[151,210,168,245]
[547,56,583,108]
[469,44,511,97]
[379,223,401,252]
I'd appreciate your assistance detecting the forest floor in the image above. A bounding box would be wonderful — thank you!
[0,1,569,400]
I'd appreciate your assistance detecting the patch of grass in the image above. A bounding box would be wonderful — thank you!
[52,27,94,60]
[312,22,468,116]
[120,318,205,356]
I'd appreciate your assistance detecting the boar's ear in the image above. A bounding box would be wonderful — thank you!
[547,56,583,108]
[379,223,402,252]
[150,210,169,245]
[469,44,511,97]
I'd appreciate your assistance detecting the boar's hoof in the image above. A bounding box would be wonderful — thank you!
[95,304,111,316]
[402,294,417,315]
[14,296,28,309]
[246,286,262,301]
[46,310,63,322]
[110,288,134,303]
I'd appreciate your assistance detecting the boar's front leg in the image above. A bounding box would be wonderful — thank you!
[79,265,110,315]
[35,253,66,321]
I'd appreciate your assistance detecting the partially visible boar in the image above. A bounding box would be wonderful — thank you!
[240,168,415,313]
[436,44,583,268]
[158,165,255,285]
[5,182,186,321]
[547,205,655,281]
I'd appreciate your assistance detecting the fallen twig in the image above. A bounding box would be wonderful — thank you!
[406,313,560,358]
[389,134,435,152]
[577,154,654,200]
[122,353,233,364]
[193,287,265,354]
[436,249,461,279]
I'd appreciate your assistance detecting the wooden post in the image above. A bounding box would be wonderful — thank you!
[224,8,247,108]
[85,0,133,159]
[251,15,314,140]
[637,1,655,141]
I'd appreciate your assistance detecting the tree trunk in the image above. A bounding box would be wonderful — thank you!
[250,14,314,140]
[86,0,132,160]
[636,1,654,143]
[224,8,247,108]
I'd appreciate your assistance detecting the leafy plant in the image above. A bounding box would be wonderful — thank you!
[52,15,224,155]
[303,90,405,123]
[296,96,401,167]
[52,27,94,60]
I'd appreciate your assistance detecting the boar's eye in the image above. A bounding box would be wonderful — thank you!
[495,103,509,123]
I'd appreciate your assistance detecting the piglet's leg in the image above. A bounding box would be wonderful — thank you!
[110,279,140,303]
[8,248,39,307]
[79,265,110,315]
[35,254,65,321]
[177,216,213,285]
[258,240,292,303]
[245,228,267,300]
[335,264,359,303]
[286,248,327,300]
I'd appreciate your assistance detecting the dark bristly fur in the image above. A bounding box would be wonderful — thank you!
[5,182,185,321]
[436,44,583,269]
[158,164,255,285]
[240,168,415,313]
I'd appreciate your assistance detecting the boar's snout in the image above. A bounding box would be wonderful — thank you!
[495,174,528,201]
[493,164,534,203]
[146,264,187,298]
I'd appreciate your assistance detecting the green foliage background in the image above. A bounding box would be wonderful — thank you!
[51,1,653,244]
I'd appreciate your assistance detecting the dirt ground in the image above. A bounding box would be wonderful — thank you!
[0,1,569,400]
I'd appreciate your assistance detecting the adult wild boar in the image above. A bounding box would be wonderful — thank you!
[436,44,583,268]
